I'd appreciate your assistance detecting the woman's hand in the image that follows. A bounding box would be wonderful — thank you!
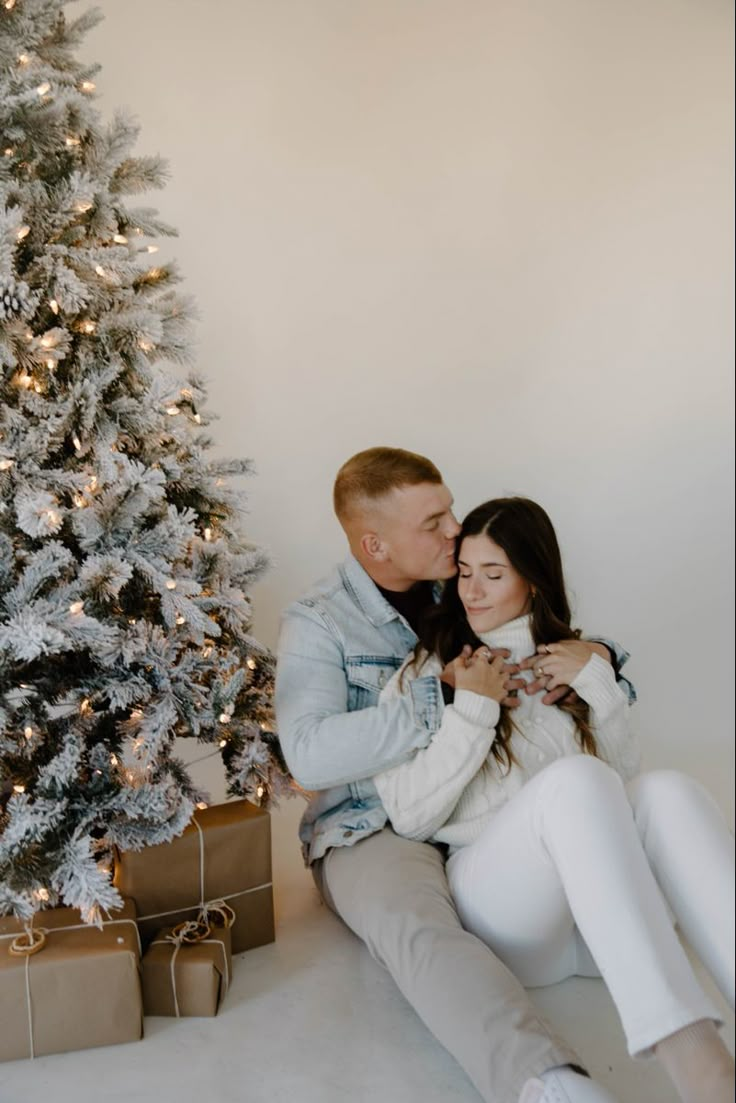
[447,646,521,705]
[519,639,604,700]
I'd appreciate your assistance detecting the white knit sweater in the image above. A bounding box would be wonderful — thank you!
[373,614,640,851]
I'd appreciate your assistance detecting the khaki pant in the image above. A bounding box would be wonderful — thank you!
[315,828,577,1103]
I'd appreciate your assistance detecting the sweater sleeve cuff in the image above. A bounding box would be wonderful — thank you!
[453,690,500,728]
[571,653,626,714]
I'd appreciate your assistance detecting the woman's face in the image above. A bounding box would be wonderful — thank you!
[457,533,532,634]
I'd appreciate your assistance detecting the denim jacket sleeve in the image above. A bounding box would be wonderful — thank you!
[588,636,637,703]
[275,602,442,791]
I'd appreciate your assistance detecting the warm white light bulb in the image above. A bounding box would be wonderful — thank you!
[94,265,106,277]
[204,527,213,541]
[46,359,55,370]
[165,579,177,590]
[13,784,25,794]
[219,712,231,724]
[145,245,159,254]
[65,136,80,147]
[49,298,59,314]
[193,413,202,424]
[256,785,265,799]
[81,80,96,93]
[24,726,33,740]
[246,658,257,670]
[196,801,208,810]
[219,739,227,748]
[18,54,30,65]
[36,82,51,96]
[81,320,96,334]
[69,601,84,615]
[16,225,30,241]
[165,405,179,416]
[0,459,14,471]
[175,614,185,625]
[113,233,127,244]
[76,201,93,213]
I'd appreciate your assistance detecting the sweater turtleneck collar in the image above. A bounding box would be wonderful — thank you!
[477,614,536,663]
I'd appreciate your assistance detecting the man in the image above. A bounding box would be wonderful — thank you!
[276,447,630,1103]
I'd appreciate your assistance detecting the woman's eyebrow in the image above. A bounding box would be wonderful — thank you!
[457,559,507,568]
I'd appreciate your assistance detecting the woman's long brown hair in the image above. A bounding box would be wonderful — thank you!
[418,497,598,773]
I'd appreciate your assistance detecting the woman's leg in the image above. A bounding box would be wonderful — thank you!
[627,769,735,1009]
[446,755,721,1060]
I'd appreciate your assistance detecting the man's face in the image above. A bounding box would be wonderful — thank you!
[374,482,460,588]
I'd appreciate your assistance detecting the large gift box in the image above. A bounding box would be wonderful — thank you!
[114,798,274,954]
[0,900,142,1062]
[142,921,231,1017]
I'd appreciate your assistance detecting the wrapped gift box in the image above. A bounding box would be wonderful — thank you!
[0,900,142,1062]
[142,922,231,1017]
[114,798,274,954]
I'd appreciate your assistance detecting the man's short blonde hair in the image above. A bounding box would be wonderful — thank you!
[333,447,442,524]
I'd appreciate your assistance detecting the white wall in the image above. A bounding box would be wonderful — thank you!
[84,1,734,818]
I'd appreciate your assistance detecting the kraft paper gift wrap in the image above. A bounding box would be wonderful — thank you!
[0,900,142,1062]
[113,798,274,953]
[142,922,231,1017]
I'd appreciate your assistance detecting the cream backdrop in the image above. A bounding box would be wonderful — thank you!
[83,1,734,818]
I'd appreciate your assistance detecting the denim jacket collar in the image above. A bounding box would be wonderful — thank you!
[339,554,406,628]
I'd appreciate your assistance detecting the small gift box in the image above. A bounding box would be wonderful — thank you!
[114,798,274,954]
[0,900,142,1062]
[142,916,232,1017]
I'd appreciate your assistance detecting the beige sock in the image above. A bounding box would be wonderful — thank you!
[655,1019,735,1103]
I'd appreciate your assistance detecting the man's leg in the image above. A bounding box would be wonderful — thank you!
[315,828,578,1103]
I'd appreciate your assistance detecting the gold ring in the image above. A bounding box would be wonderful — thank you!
[535,667,545,678]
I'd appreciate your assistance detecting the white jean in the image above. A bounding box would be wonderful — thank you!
[446,756,735,1058]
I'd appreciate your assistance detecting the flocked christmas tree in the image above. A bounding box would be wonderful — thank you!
[0,0,291,927]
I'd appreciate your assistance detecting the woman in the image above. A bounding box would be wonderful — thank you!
[373,497,735,1103]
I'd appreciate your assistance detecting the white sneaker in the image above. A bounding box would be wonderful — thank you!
[518,1067,619,1103]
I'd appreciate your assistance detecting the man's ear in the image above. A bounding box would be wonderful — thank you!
[360,532,388,563]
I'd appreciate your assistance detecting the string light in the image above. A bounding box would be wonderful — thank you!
[193,413,202,424]
[256,785,265,799]
[49,299,59,314]
[76,201,93,213]
[72,493,86,508]
[69,600,84,615]
[80,699,91,715]
[175,614,186,625]
[16,225,30,241]
[131,710,143,721]
[196,801,208,810]
[45,358,55,370]
[138,339,153,351]
[219,712,231,724]
[203,527,213,541]
[36,82,51,96]
[165,405,179,416]
[94,265,106,277]
[0,459,14,471]
[145,245,159,254]
[65,136,81,147]
[180,388,192,399]
[81,320,96,334]
[16,372,33,389]
[165,579,177,590]
[18,53,30,65]
[35,888,49,902]
[45,508,60,526]
[246,658,257,670]
[110,754,118,765]
[5,0,17,11]
[113,233,128,244]
[4,148,14,157]
[81,80,96,93]
[72,435,82,451]
[24,726,33,740]
[13,784,25,794]
[85,475,98,492]
[218,739,227,748]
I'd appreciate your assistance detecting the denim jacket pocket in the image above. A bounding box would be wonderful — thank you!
[345,655,402,711]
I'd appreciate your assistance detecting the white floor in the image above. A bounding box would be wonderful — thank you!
[2,798,733,1103]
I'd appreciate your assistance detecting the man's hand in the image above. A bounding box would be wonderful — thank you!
[519,639,606,705]
[441,646,525,708]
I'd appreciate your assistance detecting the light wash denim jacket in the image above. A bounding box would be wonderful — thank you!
[275,554,634,865]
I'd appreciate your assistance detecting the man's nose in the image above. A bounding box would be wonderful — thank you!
[445,513,461,539]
